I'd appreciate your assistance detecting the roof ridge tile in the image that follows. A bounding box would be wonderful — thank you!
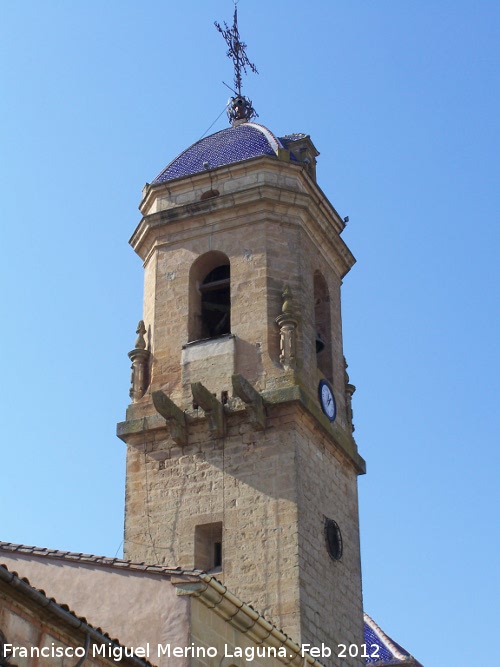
[0,541,201,577]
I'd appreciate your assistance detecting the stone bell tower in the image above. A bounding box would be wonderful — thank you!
[117,110,366,661]
[117,12,365,666]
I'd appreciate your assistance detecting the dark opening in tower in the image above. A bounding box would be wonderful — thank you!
[200,265,230,338]
[188,251,231,343]
[314,271,333,382]
[194,522,223,573]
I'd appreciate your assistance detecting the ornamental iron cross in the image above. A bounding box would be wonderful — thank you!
[215,4,258,97]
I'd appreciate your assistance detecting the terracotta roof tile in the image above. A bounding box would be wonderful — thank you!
[0,563,154,667]
[0,541,202,577]
[0,541,422,666]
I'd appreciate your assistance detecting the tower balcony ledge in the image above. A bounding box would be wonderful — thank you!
[117,380,365,475]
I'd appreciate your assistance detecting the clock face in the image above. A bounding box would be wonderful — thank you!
[319,380,336,422]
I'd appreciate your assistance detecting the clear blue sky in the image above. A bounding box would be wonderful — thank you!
[1,2,498,666]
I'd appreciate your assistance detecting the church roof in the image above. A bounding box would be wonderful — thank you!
[152,122,295,184]
[0,562,153,667]
[0,542,422,665]
[364,613,424,666]
[0,541,201,577]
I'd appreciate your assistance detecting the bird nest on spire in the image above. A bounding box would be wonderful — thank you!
[227,95,257,123]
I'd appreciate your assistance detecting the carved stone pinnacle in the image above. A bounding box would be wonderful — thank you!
[276,285,298,371]
[134,320,147,350]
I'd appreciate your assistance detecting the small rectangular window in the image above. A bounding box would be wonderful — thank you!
[213,541,222,568]
[194,522,223,573]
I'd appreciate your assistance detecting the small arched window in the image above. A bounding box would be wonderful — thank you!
[314,271,333,382]
[189,251,231,342]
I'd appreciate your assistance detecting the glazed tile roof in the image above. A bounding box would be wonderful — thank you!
[152,122,295,184]
[280,133,307,148]
[364,613,423,666]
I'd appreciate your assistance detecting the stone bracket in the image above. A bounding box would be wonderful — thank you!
[152,390,187,446]
[173,581,208,597]
[232,374,266,431]
[191,382,226,438]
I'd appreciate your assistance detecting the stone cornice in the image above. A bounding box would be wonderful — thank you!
[117,383,365,475]
[131,175,355,279]
[139,155,342,223]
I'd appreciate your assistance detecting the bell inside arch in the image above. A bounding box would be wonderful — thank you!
[316,333,325,354]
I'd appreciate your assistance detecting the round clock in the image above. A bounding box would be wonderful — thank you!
[318,379,336,422]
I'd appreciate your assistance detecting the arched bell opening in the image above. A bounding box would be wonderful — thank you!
[313,271,333,383]
[189,251,231,342]
[200,265,230,338]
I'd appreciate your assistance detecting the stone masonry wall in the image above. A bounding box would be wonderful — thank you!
[123,157,363,664]
[295,410,364,667]
[131,218,349,423]
[124,406,301,640]
[190,596,299,667]
[263,220,348,430]
[0,588,130,667]
[124,402,363,665]
[129,160,355,424]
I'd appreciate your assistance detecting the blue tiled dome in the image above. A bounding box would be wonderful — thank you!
[152,122,289,184]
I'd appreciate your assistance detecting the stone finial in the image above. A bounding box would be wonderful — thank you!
[276,286,298,371]
[134,320,147,350]
[128,320,150,402]
[344,356,356,433]
[281,285,293,315]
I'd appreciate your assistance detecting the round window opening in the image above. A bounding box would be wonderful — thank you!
[325,518,343,561]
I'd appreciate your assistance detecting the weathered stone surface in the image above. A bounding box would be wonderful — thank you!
[121,147,365,666]
[152,390,187,446]
[231,373,266,430]
[190,382,225,439]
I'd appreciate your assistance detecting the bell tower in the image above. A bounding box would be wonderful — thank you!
[117,10,366,666]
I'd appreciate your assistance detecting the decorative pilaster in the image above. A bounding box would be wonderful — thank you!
[276,286,298,371]
[344,356,356,433]
[128,320,150,402]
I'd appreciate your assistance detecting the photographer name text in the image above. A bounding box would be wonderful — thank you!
[3,641,381,662]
